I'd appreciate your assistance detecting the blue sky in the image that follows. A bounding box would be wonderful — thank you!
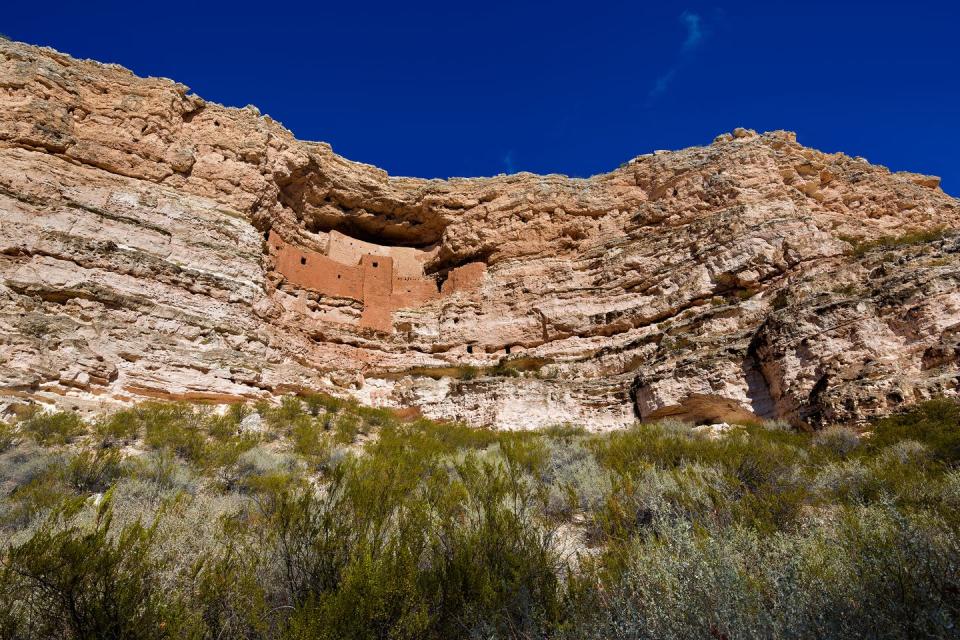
[5,1,959,193]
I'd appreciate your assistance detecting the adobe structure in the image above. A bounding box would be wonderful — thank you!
[267,230,486,332]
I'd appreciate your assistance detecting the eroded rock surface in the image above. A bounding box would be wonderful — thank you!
[1,40,958,429]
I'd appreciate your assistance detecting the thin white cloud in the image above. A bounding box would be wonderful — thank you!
[502,150,515,174]
[680,11,703,52]
[648,69,677,99]
[647,10,707,103]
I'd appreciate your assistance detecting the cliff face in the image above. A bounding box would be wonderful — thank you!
[2,39,958,429]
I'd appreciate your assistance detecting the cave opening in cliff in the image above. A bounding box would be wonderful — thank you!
[302,213,443,250]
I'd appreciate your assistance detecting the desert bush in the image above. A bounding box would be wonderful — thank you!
[332,411,362,444]
[571,504,960,639]
[95,407,140,444]
[236,445,296,484]
[188,542,271,639]
[301,391,344,416]
[0,422,15,453]
[206,407,246,440]
[542,438,611,518]
[270,446,562,639]
[19,409,85,445]
[941,469,960,508]
[1,493,190,639]
[812,459,876,503]
[205,434,259,486]
[290,419,329,459]
[3,396,960,637]
[0,442,57,493]
[63,448,124,493]
[489,358,522,377]
[761,418,793,431]
[844,227,949,257]
[596,463,734,544]
[354,403,397,430]
[1,471,69,533]
[127,449,198,493]
[141,402,209,462]
[813,425,861,458]
[878,439,931,466]
[869,398,960,465]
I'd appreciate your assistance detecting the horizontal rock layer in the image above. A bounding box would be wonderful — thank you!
[1,40,958,429]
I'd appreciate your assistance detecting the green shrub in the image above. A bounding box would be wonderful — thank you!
[189,542,271,639]
[333,412,362,444]
[63,448,124,493]
[0,442,58,493]
[869,399,960,465]
[1,493,190,638]
[206,409,244,440]
[5,396,960,637]
[813,425,861,458]
[354,404,397,430]
[95,408,140,444]
[301,391,344,416]
[542,438,611,518]
[1,467,69,531]
[572,504,960,640]
[489,359,522,377]
[0,422,15,453]
[843,227,949,258]
[290,418,330,459]
[19,409,85,445]
[127,450,197,493]
[235,446,296,485]
[268,447,562,639]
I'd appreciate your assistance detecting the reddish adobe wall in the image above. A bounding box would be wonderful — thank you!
[327,230,432,279]
[268,232,363,300]
[442,262,487,295]
[268,231,485,333]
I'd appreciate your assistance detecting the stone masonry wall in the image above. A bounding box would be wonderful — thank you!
[268,231,484,332]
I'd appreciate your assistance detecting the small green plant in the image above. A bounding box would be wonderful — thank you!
[0,422,15,453]
[96,408,140,444]
[771,289,790,310]
[301,391,344,416]
[813,425,861,459]
[868,398,960,465]
[18,317,51,338]
[290,419,329,458]
[333,412,362,444]
[19,409,85,445]
[831,282,861,296]
[490,359,521,377]
[63,449,124,493]
[841,227,950,258]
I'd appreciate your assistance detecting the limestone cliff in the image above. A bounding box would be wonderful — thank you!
[2,39,958,429]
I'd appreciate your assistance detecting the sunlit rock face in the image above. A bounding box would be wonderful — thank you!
[1,40,958,429]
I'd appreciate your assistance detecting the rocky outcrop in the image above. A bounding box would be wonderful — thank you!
[1,39,958,429]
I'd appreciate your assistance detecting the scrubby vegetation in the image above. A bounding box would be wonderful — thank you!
[840,227,950,258]
[1,395,958,638]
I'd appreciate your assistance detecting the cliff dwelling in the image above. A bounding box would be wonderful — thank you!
[267,230,486,332]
